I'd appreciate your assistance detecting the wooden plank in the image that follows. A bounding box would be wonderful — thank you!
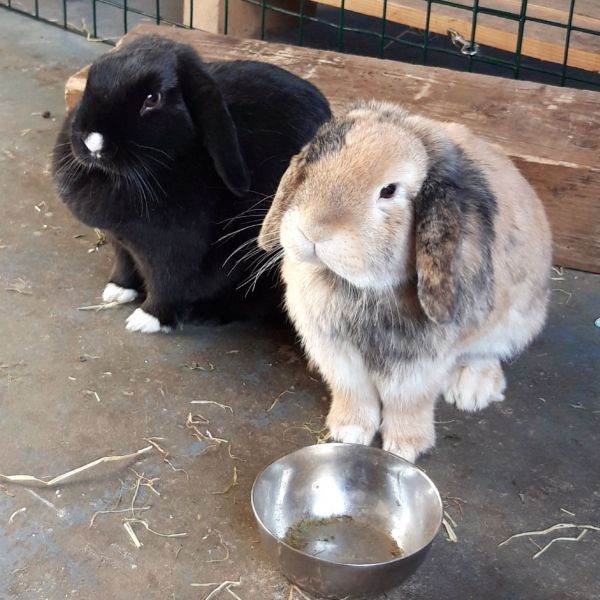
[312,0,600,73]
[64,25,600,273]
[182,0,312,38]
[490,0,600,30]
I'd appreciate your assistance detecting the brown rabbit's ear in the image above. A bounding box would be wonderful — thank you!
[414,172,462,324]
[258,153,306,251]
[414,146,497,324]
[176,46,250,197]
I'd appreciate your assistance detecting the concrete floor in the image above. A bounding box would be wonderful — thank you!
[1,9,599,600]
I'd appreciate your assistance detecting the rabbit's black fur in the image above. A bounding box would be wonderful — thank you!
[52,35,331,330]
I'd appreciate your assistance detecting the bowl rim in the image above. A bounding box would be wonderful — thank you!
[250,442,443,568]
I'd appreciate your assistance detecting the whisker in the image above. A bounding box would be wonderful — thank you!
[221,209,269,229]
[222,236,259,268]
[236,247,284,294]
[222,230,280,274]
[128,141,175,162]
[217,222,264,244]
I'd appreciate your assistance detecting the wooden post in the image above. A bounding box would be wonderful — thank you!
[183,0,313,38]
[157,0,186,23]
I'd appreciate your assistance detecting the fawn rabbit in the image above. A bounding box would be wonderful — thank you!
[259,101,552,461]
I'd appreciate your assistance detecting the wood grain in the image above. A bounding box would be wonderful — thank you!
[64,25,600,272]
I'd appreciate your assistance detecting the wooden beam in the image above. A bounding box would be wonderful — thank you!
[64,25,600,273]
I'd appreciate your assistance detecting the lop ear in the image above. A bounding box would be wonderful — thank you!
[176,46,250,197]
[258,153,306,251]
[414,171,462,324]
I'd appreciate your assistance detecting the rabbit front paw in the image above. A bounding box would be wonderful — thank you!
[444,359,506,412]
[382,430,434,463]
[382,441,419,463]
[328,423,377,446]
[103,282,138,304]
[125,308,171,334]
[326,409,379,446]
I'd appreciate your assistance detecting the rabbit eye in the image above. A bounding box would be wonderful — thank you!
[379,184,397,199]
[142,92,162,112]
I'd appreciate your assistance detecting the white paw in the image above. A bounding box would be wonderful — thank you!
[382,440,419,463]
[327,423,377,446]
[102,282,138,304]
[125,308,171,334]
[444,361,506,412]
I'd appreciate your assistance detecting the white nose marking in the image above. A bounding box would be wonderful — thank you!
[84,132,104,154]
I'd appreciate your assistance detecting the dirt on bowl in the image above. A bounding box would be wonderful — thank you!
[283,515,404,564]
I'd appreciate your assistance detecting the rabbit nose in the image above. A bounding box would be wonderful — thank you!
[83,132,104,157]
[298,226,314,244]
[299,223,332,244]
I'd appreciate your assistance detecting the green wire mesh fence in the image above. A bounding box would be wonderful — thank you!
[1,0,599,90]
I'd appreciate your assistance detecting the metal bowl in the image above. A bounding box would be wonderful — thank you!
[251,443,443,599]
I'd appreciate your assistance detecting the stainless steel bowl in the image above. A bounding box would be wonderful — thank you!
[251,443,442,599]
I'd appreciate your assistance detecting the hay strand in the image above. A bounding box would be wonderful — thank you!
[143,437,188,478]
[77,301,121,311]
[212,466,238,495]
[532,529,588,559]
[499,522,600,547]
[267,389,294,413]
[123,521,143,548]
[190,400,233,413]
[0,446,152,488]
[8,507,27,525]
[89,506,151,528]
[124,518,188,539]
[442,515,458,543]
[499,522,599,559]
[191,580,242,600]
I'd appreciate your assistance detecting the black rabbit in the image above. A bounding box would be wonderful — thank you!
[52,35,331,332]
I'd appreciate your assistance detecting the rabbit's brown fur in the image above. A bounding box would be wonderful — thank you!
[259,101,552,461]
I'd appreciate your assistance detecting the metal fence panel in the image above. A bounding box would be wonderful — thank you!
[1,0,599,89]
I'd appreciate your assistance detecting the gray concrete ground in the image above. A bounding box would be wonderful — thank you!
[0,9,599,600]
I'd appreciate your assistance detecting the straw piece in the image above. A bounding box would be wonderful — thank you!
[498,523,600,547]
[203,580,241,600]
[143,437,188,478]
[533,529,588,559]
[0,446,152,488]
[123,521,143,548]
[77,301,121,311]
[212,467,238,495]
[191,400,233,413]
[8,507,27,525]
[227,444,245,462]
[124,518,188,539]
[442,517,458,543]
[267,389,294,413]
[226,586,244,600]
[89,506,151,528]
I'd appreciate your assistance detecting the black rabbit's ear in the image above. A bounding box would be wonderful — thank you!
[414,170,463,324]
[176,46,250,197]
[258,152,307,251]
